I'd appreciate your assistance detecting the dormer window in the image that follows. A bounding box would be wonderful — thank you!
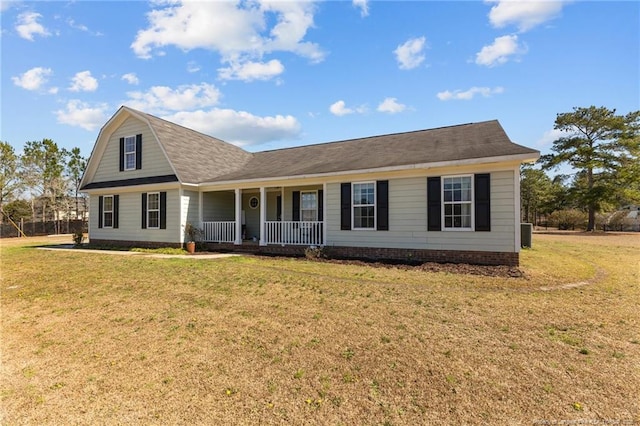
[124,136,136,170]
[119,134,142,171]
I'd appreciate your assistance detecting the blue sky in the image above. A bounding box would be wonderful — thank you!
[1,0,638,159]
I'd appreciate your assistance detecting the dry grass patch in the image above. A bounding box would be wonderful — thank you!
[1,233,639,425]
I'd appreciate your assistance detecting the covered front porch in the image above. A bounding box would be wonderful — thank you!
[198,184,325,247]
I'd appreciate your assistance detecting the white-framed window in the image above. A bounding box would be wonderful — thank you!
[300,191,317,221]
[124,135,136,170]
[103,195,114,228]
[352,182,375,229]
[442,175,473,230]
[147,192,160,229]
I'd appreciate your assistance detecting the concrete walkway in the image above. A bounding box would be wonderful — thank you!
[36,244,241,260]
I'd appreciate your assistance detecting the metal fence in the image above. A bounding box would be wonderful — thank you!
[0,219,87,238]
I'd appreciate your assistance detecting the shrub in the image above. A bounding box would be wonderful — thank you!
[304,245,328,260]
[72,228,85,247]
[548,209,588,230]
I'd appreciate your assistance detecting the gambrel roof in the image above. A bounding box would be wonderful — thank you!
[81,106,539,189]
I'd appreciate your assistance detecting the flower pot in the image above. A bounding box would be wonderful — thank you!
[186,241,196,254]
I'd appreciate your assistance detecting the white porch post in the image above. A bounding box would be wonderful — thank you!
[198,191,203,226]
[322,182,327,246]
[234,188,242,245]
[259,186,267,246]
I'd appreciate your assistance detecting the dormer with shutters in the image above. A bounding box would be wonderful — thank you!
[119,134,142,171]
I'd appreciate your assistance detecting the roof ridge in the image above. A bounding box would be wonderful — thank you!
[257,120,498,154]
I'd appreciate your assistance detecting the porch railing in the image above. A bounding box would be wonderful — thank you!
[202,221,236,243]
[265,221,323,246]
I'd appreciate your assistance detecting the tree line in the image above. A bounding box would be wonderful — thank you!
[521,106,640,231]
[1,139,87,233]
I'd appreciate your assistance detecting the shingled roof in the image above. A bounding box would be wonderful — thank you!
[132,109,253,183]
[200,119,539,183]
[85,107,539,187]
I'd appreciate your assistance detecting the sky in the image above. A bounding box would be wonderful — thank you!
[1,0,638,161]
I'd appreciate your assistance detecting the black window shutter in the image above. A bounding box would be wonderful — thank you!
[376,180,389,231]
[340,183,351,230]
[292,191,300,221]
[141,193,147,229]
[119,138,125,171]
[160,192,167,229]
[474,173,491,231]
[98,196,104,228]
[113,195,119,229]
[427,177,442,231]
[318,189,323,221]
[135,134,142,170]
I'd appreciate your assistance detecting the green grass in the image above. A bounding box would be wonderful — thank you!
[1,233,639,425]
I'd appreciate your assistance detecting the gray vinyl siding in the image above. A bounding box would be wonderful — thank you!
[326,170,516,252]
[181,189,199,230]
[92,116,174,182]
[203,191,235,221]
[88,189,181,243]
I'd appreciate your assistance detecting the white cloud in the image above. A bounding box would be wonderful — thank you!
[436,86,505,101]
[125,83,222,114]
[162,109,301,146]
[353,0,369,17]
[329,100,367,116]
[475,34,526,67]
[536,128,569,147]
[131,1,325,80]
[187,61,201,73]
[15,11,50,41]
[55,100,109,131]
[394,36,426,70]
[218,59,284,82]
[122,73,140,85]
[487,0,566,32]
[1,1,17,12]
[67,18,88,32]
[69,71,98,92]
[377,97,406,114]
[12,67,53,91]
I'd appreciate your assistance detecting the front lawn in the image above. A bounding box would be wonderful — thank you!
[1,233,638,424]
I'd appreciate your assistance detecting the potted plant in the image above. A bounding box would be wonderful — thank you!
[184,222,202,254]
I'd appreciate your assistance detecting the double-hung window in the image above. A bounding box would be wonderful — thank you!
[300,191,317,222]
[147,192,160,229]
[124,136,136,170]
[352,182,375,229]
[103,195,114,228]
[443,176,472,229]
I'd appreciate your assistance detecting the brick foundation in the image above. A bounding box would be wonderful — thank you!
[89,239,182,249]
[210,243,519,266]
[89,239,518,266]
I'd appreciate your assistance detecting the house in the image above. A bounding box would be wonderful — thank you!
[80,106,540,266]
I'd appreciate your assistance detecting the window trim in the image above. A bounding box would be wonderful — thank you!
[147,192,160,229]
[124,135,137,171]
[441,174,474,231]
[103,195,114,228]
[249,196,259,209]
[352,181,376,230]
[300,190,318,222]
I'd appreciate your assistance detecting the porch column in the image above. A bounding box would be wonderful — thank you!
[323,182,327,246]
[259,186,267,246]
[234,188,242,245]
